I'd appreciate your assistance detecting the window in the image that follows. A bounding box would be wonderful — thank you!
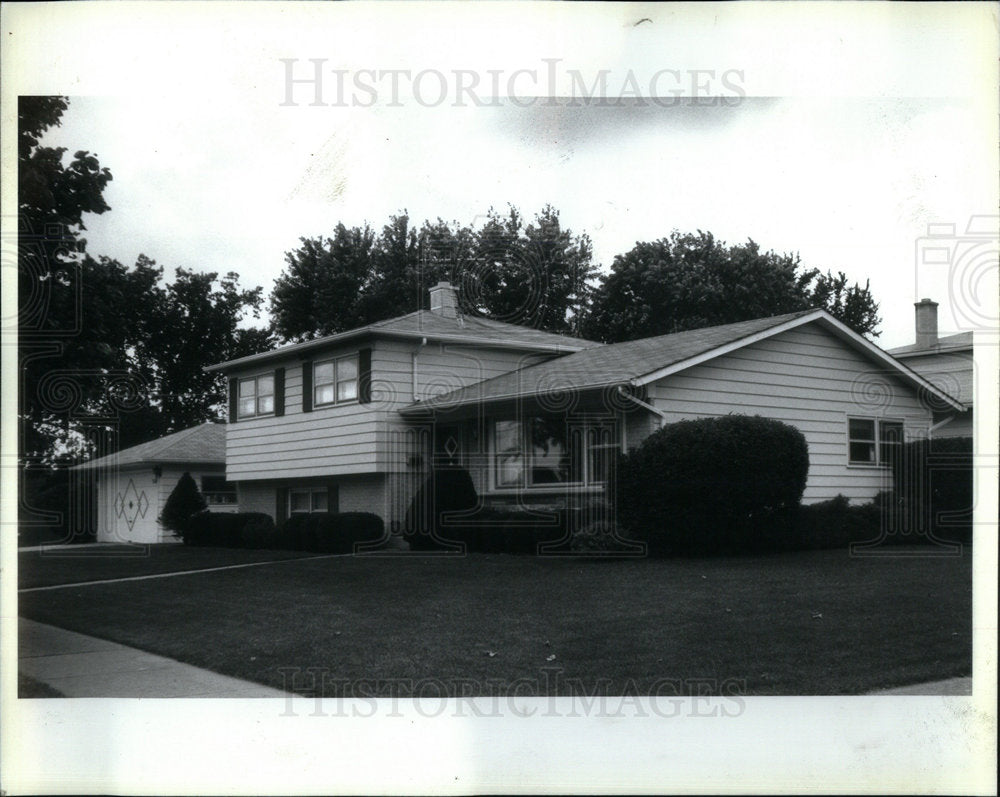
[314,355,358,406]
[201,476,236,506]
[848,418,904,466]
[238,374,274,418]
[492,417,615,490]
[289,488,328,516]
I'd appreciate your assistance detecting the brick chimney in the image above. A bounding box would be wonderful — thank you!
[428,281,459,319]
[914,298,939,349]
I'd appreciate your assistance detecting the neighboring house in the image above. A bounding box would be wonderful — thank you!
[888,298,974,439]
[206,282,964,530]
[71,422,236,544]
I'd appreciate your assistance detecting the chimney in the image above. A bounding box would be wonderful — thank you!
[428,281,459,319]
[914,298,938,349]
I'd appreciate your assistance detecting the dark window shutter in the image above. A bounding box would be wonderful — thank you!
[275,487,287,523]
[274,367,285,417]
[327,481,340,513]
[358,348,372,404]
[228,377,238,423]
[302,360,313,413]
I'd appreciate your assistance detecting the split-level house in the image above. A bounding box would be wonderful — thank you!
[206,282,965,530]
[888,299,974,439]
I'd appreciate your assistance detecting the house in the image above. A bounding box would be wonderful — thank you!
[71,422,235,543]
[206,282,965,530]
[888,298,974,439]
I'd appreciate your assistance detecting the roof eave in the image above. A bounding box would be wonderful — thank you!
[205,328,590,374]
[398,379,630,416]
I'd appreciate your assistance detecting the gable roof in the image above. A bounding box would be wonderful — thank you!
[401,309,966,415]
[71,422,226,472]
[205,310,598,373]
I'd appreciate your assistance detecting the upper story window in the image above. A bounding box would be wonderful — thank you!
[314,355,358,406]
[238,374,274,418]
[848,417,903,466]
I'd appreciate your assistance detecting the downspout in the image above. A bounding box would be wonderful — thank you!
[412,337,428,401]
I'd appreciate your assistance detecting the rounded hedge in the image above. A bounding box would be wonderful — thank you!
[615,415,809,554]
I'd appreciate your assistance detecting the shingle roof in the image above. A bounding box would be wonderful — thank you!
[402,310,817,413]
[206,310,598,373]
[71,422,226,471]
[887,331,973,357]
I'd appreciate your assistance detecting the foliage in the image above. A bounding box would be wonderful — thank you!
[889,437,973,544]
[270,205,597,341]
[568,521,639,555]
[240,514,280,549]
[159,473,208,538]
[403,466,480,550]
[296,512,386,554]
[183,511,275,547]
[585,230,881,342]
[442,506,567,554]
[19,96,270,535]
[615,415,810,555]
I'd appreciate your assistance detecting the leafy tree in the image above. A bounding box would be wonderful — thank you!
[18,98,269,463]
[584,231,881,342]
[269,206,597,342]
[159,472,208,539]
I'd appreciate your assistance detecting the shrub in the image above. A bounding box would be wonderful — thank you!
[569,521,639,555]
[279,514,313,550]
[305,512,385,554]
[240,514,279,549]
[403,466,479,551]
[785,495,882,551]
[441,506,567,554]
[160,472,207,540]
[889,436,973,543]
[183,511,272,548]
[615,415,810,555]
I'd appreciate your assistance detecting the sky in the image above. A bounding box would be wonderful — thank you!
[36,89,996,349]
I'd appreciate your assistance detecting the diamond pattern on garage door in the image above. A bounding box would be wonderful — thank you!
[114,479,149,531]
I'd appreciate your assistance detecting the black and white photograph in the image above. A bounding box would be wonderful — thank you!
[1,2,997,794]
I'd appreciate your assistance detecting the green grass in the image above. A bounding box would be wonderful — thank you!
[18,548,972,695]
[18,544,315,589]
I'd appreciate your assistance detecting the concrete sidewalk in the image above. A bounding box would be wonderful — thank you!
[19,618,288,698]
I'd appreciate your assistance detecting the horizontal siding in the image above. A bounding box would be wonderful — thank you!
[897,351,974,406]
[374,340,550,472]
[227,340,550,480]
[648,323,932,504]
[227,351,379,480]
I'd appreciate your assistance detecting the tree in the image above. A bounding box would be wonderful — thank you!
[584,231,880,342]
[159,472,207,539]
[18,98,270,462]
[269,206,597,342]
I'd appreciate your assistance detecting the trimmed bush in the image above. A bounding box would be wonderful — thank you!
[240,514,279,549]
[403,466,479,551]
[889,436,973,543]
[304,512,385,554]
[440,506,567,554]
[160,472,207,540]
[183,511,273,548]
[569,521,639,554]
[279,514,313,550]
[615,415,810,555]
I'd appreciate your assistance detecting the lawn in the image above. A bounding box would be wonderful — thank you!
[18,547,972,695]
[18,544,315,589]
